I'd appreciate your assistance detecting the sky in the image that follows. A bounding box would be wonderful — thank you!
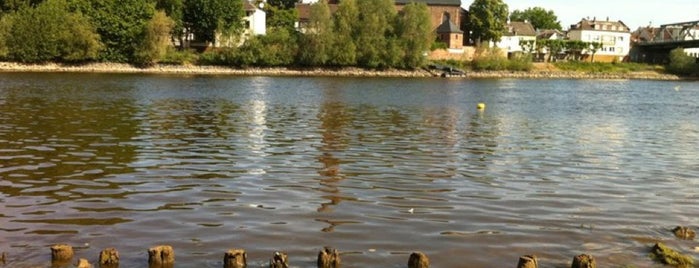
[462,0,699,30]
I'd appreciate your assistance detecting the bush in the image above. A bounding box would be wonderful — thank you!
[666,48,699,76]
[507,54,533,71]
[160,48,198,65]
[133,11,175,67]
[2,0,102,63]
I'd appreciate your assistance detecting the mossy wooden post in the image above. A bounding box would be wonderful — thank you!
[99,247,119,267]
[1,251,6,264]
[673,226,696,240]
[77,258,92,268]
[408,252,429,268]
[269,251,288,268]
[571,254,596,268]
[223,249,247,268]
[317,247,340,268]
[517,255,538,268]
[148,245,174,268]
[51,244,74,263]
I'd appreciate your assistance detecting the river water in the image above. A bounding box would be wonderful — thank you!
[0,73,698,267]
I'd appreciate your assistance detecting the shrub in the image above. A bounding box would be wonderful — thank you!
[160,48,198,65]
[666,48,698,76]
[3,0,102,63]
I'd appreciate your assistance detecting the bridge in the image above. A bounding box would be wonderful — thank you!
[633,20,699,63]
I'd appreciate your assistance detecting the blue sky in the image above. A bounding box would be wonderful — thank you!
[462,0,699,30]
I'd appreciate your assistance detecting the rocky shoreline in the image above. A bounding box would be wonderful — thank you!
[0,61,683,80]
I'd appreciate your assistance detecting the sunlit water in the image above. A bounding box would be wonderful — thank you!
[1,73,698,267]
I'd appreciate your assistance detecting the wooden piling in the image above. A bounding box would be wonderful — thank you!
[571,254,596,268]
[317,247,340,268]
[148,245,174,267]
[77,258,92,268]
[269,251,288,268]
[0,251,6,264]
[99,247,119,266]
[673,226,696,240]
[408,252,429,268]
[517,255,538,268]
[51,244,74,263]
[223,249,247,268]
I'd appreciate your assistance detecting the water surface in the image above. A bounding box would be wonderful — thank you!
[1,73,698,267]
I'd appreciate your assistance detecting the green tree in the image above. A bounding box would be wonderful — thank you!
[74,0,156,62]
[134,10,174,66]
[588,42,602,62]
[509,7,562,30]
[183,0,243,44]
[2,0,101,62]
[355,0,397,68]
[265,5,298,32]
[267,0,295,9]
[468,0,508,45]
[328,0,358,66]
[395,2,432,69]
[156,0,184,47]
[667,48,698,76]
[297,0,333,66]
[1,0,43,14]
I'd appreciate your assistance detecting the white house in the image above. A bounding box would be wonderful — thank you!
[214,0,266,47]
[568,17,631,62]
[492,21,537,57]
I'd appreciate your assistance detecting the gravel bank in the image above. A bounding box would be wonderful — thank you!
[0,62,682,80]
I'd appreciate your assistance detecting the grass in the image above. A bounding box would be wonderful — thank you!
[553,61,664,73]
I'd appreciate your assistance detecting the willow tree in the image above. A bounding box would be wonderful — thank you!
[396,2,432,69]
[328,0,358,66]
[297,0,333,66]
[468,0,508,45]
[355,0,397,68]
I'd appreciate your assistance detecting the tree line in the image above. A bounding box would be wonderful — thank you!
[0,0,433,69]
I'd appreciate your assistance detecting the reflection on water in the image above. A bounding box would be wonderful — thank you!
[1,74,698,267]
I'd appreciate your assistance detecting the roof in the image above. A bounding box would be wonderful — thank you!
[504,21,536,36]
[394,0,461,5]
[536,29,564,39]
[570,18,630,33]
[436,19,463,34]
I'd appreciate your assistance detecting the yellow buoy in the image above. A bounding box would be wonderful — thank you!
[477,103,486,110]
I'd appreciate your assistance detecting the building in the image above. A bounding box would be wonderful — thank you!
[213,0,266,47]
[568,17,631,62]
[493,21,537,57]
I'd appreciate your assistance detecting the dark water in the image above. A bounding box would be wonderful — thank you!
[1,73,698,267]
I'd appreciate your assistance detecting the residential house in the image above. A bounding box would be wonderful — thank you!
[214,0,266,47]
[535,29,566,61]
[568,17,631,62]
[493,21,537,58]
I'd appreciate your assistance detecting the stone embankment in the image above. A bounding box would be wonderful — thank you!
[0,62,683,80]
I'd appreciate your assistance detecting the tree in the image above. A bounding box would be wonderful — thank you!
[156,0,184,47]
[134,10,174,66]
[396,2,432,68]
[667,48,698,76]
[2,0,101,62]
[267,0,295,9]
[265,5,298,32]
[509,7,562,30]
[183,0,243,44]
[355,0,397,68]
[468,0,508,45]
[73,0,156,62]
[588,42,602,62]
[297,0,333,66]
[328,0,358,66]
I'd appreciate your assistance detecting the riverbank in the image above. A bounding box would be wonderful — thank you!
[0,61,683,80]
